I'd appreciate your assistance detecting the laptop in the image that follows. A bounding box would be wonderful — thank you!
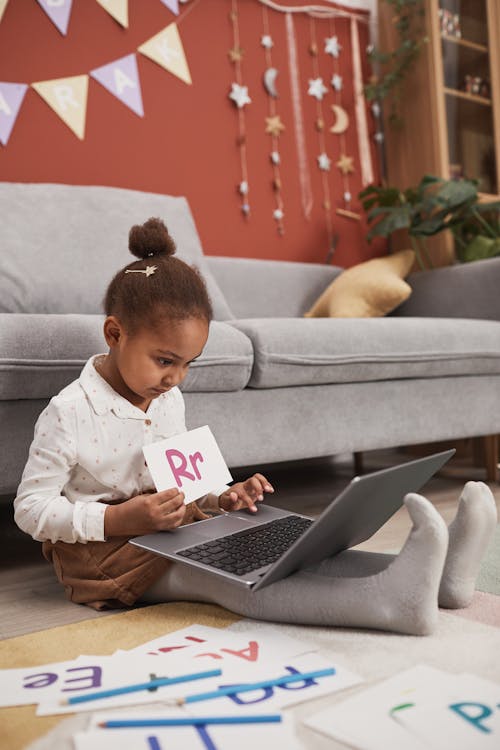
[131,449,454,592]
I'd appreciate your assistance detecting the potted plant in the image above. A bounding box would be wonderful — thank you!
[359,175,500,269]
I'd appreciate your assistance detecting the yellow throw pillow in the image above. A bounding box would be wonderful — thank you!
[304,249,415,318]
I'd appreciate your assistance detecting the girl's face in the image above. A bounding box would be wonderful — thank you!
[103,316,209,410]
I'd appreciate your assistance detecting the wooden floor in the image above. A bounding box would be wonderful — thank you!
[1,446,499,640]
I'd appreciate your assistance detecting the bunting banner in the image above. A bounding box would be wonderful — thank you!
[0,0,8,24]
[35,0,73,36]
[160,0,179,14]
[138,22,192,85]
[0,82,28,146]
[32,75,89,140]
[90,53,144,116]
[95,0,128,29]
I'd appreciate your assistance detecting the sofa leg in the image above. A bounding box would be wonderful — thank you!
[354,451,364,476]
[483,434,499,483]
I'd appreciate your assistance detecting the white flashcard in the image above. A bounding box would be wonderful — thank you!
[304,664,453,750]
[0,657,98,708]
[143,425,232,503]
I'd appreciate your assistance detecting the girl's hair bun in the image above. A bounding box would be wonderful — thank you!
[129,217,176,260]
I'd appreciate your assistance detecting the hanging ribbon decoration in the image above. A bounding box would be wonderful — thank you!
[285,11,313,220]
[350,16,373,187]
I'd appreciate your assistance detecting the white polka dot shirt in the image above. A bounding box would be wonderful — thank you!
[14,355,224,544]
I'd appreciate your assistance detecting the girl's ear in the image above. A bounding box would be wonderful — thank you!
[103,316,124,348]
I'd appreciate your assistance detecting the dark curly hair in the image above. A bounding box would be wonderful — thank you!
[104,217,213,333]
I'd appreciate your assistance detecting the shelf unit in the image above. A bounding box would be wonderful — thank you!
[379,0,500,264]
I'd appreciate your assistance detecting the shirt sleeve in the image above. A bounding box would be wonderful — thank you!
[14,399,107,544]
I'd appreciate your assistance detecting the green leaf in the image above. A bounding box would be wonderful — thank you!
[367,205,412,239]
[459,235,500,263]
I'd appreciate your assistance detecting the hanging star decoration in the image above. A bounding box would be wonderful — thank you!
[325,36,342,58]
[336,154,355,174]
[265,115,285,136]
[239,181,249,195]
[344,190,352,203]
[261,34,274,49]
[317,153,331,171]
[228,46,244,63]
[229,82,251,108]
[308,77,328,101]
[331,74,343,92]
[273,208,284,220]
[374,131,385,143]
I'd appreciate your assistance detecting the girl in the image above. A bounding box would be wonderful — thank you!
[14,218,497,634]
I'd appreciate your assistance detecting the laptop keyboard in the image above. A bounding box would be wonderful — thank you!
[177,515,314,577]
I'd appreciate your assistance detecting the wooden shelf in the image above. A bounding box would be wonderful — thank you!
[441,33,489,53]
[444,86,492,106]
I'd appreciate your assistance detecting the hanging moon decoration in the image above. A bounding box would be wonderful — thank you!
[263,67,279,98]
[330,104,349,134]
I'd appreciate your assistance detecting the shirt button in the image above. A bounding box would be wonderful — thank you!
[145,419,151,426]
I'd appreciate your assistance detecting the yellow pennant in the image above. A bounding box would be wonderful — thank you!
[138,23,192,85]
[0,0,9,23]
[32,75,89,140]
[95,0,128,29]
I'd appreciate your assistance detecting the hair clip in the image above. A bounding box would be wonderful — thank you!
[125,265,157,278]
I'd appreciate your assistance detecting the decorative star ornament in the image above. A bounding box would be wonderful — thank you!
[308,77,328,101]
[229,83,251,108]
[331,74,343,92]
[325,36,342,57]
[265,115,285,136]
[371,101,381,118]
[317,153,331,171]
[239,181,248,195]
[228,46,244,63]
[270,151,281,165]
[344,190,352,203]
[336,154,355,174]
[125,265,157,277]
[273,208,284,220]
[261,34,274,49]
[374,131,385,143]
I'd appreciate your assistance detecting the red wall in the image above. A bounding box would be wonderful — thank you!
[0,0,383,266]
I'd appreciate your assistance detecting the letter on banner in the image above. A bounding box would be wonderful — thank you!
[32,75,89,139]
[90,53,144,117]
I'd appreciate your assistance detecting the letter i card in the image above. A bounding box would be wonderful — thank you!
[143,426,232,504]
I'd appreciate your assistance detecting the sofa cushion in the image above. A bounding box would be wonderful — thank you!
[304,249,415,318]
[0,182,233,320]
[230,317,500,388]
[0,315,252,399]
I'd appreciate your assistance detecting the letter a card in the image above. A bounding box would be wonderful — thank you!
[143,425,232,503]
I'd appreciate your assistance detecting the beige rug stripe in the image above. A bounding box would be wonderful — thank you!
[1,602,239,750]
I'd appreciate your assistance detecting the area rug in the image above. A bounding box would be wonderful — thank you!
[2,601,500,750]
[477,523,500,596]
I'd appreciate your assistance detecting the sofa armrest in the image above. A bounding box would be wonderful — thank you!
[207,256,341,318]
[394,257,500,320]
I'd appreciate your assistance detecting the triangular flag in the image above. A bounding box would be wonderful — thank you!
[0,82,28,146]
[91,53,144,116]
[0,0,9,24]
[138,23,192,85]
[95,0,128,28]
[32,75,88,139]
[159,0,179,14]
[35,0,73,36]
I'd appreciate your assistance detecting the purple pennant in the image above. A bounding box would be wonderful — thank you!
[0,82,28,146]
[90,53,144,117]
[36,0,73,36]
[159,0,179,14]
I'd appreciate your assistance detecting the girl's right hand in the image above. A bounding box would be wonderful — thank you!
[104,488,186,537]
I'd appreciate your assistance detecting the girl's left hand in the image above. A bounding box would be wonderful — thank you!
[219,473,274,513]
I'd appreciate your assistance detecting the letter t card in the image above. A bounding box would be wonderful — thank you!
[143,425,232,504]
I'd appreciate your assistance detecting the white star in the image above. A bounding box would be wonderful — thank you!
[308,77,328,101]
[239,181,248,195]
[331,74,343,92]
[273,208,284,220]
[371,102,381,118]
[229,83,251,109]
[374,131,384,143]
[344,191,352,203]
[270,151,281,165]
[325,36,342,57]
[261,34,274,49]
[317,153,331,171]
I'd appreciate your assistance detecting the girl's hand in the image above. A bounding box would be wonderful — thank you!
[104,488,186,537]
[219,474,274,513]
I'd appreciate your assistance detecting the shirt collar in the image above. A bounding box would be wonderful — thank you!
[79,355,153,420]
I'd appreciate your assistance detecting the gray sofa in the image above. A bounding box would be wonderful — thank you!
[2,181,500,496]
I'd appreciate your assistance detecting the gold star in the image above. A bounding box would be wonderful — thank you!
[228,46,244,63]
[265,115,285,136]
[336,154,355,175]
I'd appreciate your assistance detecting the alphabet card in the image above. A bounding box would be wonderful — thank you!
[143,426,232,504]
